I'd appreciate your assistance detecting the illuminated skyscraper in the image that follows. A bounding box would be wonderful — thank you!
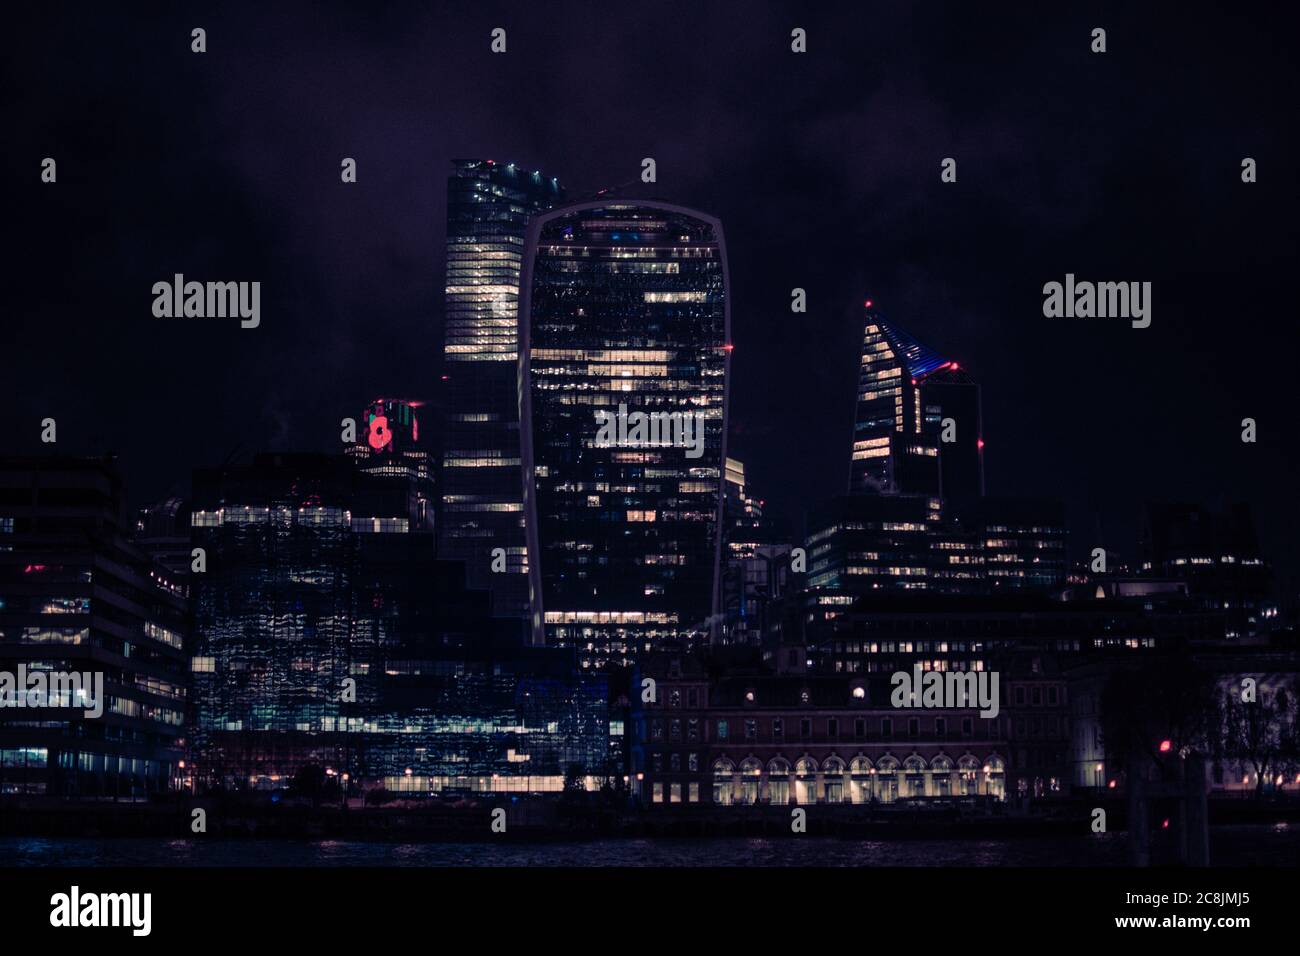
[440,160,564,619]
[849,306,982,499]
[814,307,1058,616]
[520,201,730,668]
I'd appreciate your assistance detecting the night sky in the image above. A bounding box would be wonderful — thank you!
[4,2,1297,595]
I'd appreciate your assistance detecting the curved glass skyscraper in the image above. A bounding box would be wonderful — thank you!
[519,202,730,668]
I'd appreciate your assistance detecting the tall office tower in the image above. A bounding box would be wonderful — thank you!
[440,160,565,620]
[0,457,189,798]
[719,458,787,646]
[723,458,775,562]
[849,306,982,499]
[918,365,984,504]
[520,201,730,669]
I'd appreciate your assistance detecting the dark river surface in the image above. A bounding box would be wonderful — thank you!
[3,824,1297,866]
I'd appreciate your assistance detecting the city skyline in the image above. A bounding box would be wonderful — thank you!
[4,6,1300,922]
[6,3,1296,596]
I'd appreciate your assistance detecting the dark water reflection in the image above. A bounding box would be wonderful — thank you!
[4,824,1297,866]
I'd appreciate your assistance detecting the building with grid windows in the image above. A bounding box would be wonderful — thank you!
[188,451,609,792]
[520,201,730,668]
[849,305,983,498]
[0,456,189,798]
[440,160,565,620]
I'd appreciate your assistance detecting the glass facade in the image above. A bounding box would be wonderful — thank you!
[804,494,1066,611]
[189,452,609,792]
[440,160,565,619]
[360,646,611,793]
[190,455,372,786]
[824,308,1061,603]
[0,458,189,797]
[521,202,730,668]
[851,308,983,497]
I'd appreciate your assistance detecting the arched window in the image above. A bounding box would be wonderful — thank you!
[712,757,735,806]
[957,754,980,796]
[822,756,846,803]
[738,757,762,805]
[795,757,819,804]
[843,755,870,803]
[876,755,900,803]
[984,753,1007,801]
[903,754,927,798]
[930,754,953,797]
[767,757,791,805]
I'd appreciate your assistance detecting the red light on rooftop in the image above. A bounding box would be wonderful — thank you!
[977,439,985,450]
[950,362,959,370]
[723,343,735,351]
[864,299,873,308]
[1161,818,1170,830]
[1159,739,1172,753]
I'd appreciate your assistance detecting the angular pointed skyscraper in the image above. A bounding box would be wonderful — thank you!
[849,304,983,501]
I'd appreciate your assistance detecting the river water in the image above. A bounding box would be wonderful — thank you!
[4,824,1297,866]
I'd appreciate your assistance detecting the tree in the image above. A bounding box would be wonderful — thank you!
[1099,656,1216,784]
[1217,678,1299,798]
